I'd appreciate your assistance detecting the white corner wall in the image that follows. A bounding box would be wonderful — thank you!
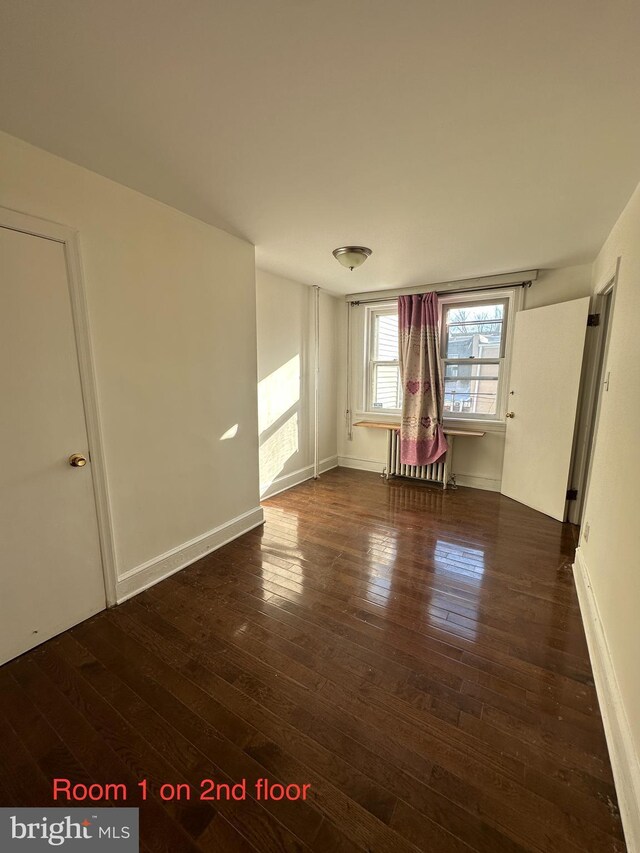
[337,265,593,489]
[0,131,262,602]
[575,181,640,848]
[523,265,593,310]
[256,269,338,497]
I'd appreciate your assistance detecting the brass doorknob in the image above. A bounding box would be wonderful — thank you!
[68,453,87,467]
[505,412,515,419]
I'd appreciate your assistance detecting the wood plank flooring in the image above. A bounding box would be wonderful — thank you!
[0,468,627,852]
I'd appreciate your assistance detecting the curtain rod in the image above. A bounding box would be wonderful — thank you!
[348,280,533,306]
[345,269,538,306]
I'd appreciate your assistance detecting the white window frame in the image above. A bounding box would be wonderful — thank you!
[364,303,402,415]
[439,287,522,428]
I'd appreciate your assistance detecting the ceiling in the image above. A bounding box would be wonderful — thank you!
[1,1,640,295]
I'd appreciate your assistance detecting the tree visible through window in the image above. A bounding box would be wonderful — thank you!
[442,301,506,416]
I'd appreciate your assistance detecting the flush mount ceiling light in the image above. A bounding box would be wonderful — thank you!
[332,246,372,271]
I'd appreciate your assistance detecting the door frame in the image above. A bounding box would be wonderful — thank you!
[1,206,117,605]
[567,258,620,525]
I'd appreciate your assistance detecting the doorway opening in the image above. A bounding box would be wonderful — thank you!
[567,274,617,526]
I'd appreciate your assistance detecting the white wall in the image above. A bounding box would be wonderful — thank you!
[337,264,592,489]
[256,269,338,497]
[576,181,640,841]
[523,265,593,310]
[0,131,262,601]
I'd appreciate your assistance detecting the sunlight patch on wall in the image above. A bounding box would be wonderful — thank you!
[220,424,239,440]
[259,411,299,496]
[258,355,300,434]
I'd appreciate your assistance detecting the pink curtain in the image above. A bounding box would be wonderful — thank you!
[398,293,448,465]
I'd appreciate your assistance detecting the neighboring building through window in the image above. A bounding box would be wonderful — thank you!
[441,299,507,418]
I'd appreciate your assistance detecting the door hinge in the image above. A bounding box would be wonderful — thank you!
[566,488,578,501]
[587,313,600,327]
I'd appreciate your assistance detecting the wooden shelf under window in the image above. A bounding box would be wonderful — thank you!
[353,421,485,437]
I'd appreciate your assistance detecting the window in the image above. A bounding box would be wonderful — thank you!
[441,299,507,419]
[362,290,518,422]
[367,307,401,411]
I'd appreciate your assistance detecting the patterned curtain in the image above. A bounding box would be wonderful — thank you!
[398,293,448,465]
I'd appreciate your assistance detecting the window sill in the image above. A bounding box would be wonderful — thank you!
[355,413,505,434]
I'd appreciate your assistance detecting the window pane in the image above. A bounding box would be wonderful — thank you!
[372,363,401,409]
[375,313,399,361]
[444,362,500,416]
[445,303,504,359]
[444,362,499,380]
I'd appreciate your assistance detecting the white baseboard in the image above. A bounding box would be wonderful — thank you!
[337,455,386,474]
[319,455,339,474]
[573,547,640,852]
[454,473,502,492]
[260,455,338,499]
[115,506,265,604]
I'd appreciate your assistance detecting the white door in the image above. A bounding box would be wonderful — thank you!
[501,297,590,521]
[0,226,106,665]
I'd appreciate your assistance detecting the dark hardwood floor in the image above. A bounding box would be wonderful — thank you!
[0,468,626,852]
